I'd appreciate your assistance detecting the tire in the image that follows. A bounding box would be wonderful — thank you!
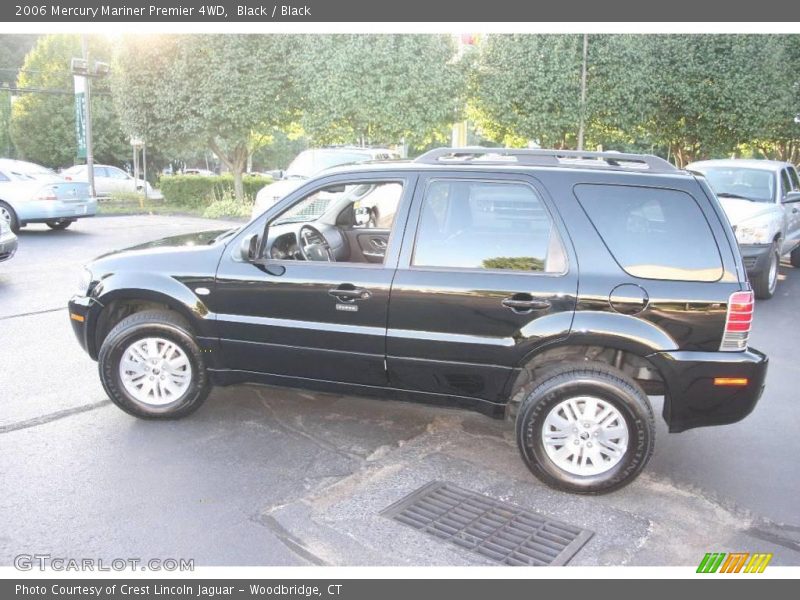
[791,245,800,268]
[752,243,779,300]
[516,361,655,494]
[98,309,211,419]
[46,219,73,230]
[0,201,20,234]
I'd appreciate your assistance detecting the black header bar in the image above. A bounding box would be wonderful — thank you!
[3,0,800,22]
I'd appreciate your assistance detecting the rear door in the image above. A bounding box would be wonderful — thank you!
[386,172,578,403]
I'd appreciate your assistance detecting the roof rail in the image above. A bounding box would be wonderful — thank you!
[413,147,678,173]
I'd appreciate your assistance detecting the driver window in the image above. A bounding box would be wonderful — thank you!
[266,180,404,265]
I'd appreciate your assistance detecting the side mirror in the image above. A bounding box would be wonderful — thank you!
[239,233,260,261]
[782,191,800,204]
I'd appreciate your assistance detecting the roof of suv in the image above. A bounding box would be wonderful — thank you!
[688,158,791,172]
[322,147,693,179]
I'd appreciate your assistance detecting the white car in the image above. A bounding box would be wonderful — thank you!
[251,147,399,219]
[688,159,800,299]
[62,164,163,200]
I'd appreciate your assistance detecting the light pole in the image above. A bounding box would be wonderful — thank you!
[70,37,109,198]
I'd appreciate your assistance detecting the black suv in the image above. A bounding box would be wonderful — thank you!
[68,148,768,493]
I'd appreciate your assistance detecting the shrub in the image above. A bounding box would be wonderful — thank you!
[160,174,272,208]
[202,190,252,220]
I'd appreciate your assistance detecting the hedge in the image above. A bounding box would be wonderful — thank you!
[159,174,273,208]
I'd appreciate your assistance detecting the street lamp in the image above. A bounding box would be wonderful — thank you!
[70,38,110,198]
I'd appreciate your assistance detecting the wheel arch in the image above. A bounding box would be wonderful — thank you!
[88,276,212,359]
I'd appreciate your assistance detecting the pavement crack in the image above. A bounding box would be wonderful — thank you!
[0,400,110,434]
[0,307,65,321]
[250,513,328,566]
[254,389,365,464]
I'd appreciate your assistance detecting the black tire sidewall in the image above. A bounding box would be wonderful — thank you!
[99,321,208,418]
[517,374,653,493]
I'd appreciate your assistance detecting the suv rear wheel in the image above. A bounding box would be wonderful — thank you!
[516,361,655,494]
[98,309,211,419]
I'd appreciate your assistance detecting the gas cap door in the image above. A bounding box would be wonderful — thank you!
[609,283,649,315]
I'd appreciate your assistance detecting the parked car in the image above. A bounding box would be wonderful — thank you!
[687,159,800,299]
[0,215,17,262]
[251,147,400,218]
[69,148,767,494]
[182,168,216,177]
[0,159,96,232]
[62,164,164,200]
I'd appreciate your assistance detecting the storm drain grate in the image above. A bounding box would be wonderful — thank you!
[382,481,593,566]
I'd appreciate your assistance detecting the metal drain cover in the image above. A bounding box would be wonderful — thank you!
[382,481,593,566]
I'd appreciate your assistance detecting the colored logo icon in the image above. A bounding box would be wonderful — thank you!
[697,552,773,573]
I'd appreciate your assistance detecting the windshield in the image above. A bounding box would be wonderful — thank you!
[698,166,776,203]
[284,149,373,179]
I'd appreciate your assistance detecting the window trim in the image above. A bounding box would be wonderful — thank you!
[407,176,569,277]
[229,172,416,270]
[573,182,725,283]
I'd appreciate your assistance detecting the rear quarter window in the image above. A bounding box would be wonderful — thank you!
[574,183,723,282]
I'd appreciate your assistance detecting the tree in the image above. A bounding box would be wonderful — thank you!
[470,35,585,148]
[0,34,38,157]
[9,35,128,168]
[299,35,466,149]
[113,34,303,201]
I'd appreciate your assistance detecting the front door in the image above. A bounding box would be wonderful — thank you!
[210,173,415,387]
[387,174,578,403]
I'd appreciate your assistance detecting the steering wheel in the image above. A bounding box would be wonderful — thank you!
[298,224,334,262]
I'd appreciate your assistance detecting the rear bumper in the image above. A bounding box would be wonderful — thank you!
[648,348,768,432]
[16,198,98,224]
[739,243,773,276]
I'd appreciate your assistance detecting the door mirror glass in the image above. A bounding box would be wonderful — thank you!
[240,233,260,261]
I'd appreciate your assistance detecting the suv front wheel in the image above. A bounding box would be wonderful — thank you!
[516,362,655,494]
[98,309,211,419]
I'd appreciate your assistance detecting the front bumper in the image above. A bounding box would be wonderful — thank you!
[0,233,17,262]
[648,348,768,432]
[738,243,773,276]
[16,198,98,224]
[68,295,97,358]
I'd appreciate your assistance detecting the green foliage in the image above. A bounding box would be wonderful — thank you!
[471,35,585,148]
[482,256,544,271]
[299,35,466,147]
[0,35,38,157]
[9,35,128,168]
[160,174,271,208]
[471,34,800,166]
[202,190,252,219]
[112,34,303,200]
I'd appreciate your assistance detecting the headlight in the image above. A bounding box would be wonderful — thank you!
[734,220,772,245]
[77,267,93,296]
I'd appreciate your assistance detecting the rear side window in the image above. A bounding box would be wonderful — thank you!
[574,184,723,282]
[412,179,567,273]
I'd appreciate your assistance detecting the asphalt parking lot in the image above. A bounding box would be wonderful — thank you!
[1,215,798,567]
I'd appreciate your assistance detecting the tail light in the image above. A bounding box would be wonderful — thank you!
[720,291,754,351]
[64,175,72,181]
[32,185,58,201]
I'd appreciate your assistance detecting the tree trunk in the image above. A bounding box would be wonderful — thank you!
[208,139,249,203]
[232,168,244,203]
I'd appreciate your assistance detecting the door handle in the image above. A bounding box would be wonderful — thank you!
[328,285,372,301]
[502,295,551,312]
